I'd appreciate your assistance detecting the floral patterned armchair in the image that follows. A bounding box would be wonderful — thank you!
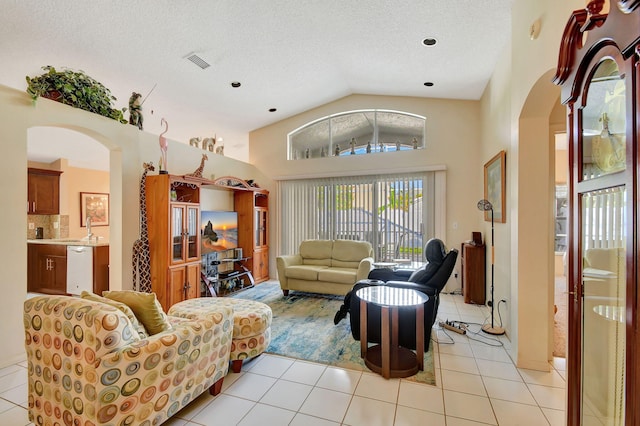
[23,295,233,426]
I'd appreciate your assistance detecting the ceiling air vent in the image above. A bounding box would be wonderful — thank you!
[186,54,211,70]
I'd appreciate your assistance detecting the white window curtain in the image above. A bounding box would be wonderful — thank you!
[277,171,436,262]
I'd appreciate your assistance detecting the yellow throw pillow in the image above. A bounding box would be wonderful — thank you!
[80,291,148,338]
[102,290,172,335]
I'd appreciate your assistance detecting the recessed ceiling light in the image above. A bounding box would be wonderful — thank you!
[231,81,241,88]
[424,82,434,87]
[268,108,277,112]
[422,38,437,46]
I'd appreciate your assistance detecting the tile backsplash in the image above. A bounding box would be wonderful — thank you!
[27,215,69,239]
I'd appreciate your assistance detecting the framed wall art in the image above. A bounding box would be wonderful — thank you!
[484,150,506,223]
[80,192,109,227]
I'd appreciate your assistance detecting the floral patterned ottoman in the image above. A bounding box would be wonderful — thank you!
[169,297,272,373]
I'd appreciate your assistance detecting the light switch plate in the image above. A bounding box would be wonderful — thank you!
[28,222,35,229]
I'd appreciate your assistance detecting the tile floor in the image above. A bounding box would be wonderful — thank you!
[1,293,567,425]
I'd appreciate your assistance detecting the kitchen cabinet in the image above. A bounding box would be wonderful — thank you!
[28,243,67,294]
[28,168,62,215]
[235,190,269,283]
[146,174,201,311]
[28,243,109,295]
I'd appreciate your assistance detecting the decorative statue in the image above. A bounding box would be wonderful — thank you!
[334,144,340,156]
[159,118,169,172]
[412,137,418,149]
[129,92,143,130]
[215,145,224,156]
[187,154,208,177]
[366,140,372,153]
[350,138,356,155]
[305,147,310,158]
[203,136,216,152]
[396,140,401,151]
[189,137,201,148]
[132,162,155,292]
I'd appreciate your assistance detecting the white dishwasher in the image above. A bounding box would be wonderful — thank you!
[66,245,93,295]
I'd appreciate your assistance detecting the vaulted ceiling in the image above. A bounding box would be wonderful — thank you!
[3,1,513,166]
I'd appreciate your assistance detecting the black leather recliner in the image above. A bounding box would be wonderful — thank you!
[348,238,458,351]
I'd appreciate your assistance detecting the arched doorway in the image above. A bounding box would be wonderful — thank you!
[516,69,567,370]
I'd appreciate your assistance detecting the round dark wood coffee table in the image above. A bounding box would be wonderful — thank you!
[356,286,428,379]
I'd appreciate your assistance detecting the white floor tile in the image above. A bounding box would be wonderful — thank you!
[343,395,395,426]
[0,371,27,394]
[437,341,474,358]
[280,360,326,385]
[441,369,487,396]
[0,398,15,414]
[439,353,479,375]
[0,365,24,379]
[162,417,189,426]
[476,359,522,381]
[471,344,512,363]
[483,376,536,405]
[237,403,296,426]
[0,405,29,426]
[527,384,567,411]
[491,398,550,426]
[443,390,497,425]
[519,368,566,388]
[289,412,340,425]
[246,354,295,378]
[542,407,567,426]
[552,357,566,371]
[315,366,362,394]
[223,372,277,401]
[0,384,28,407]
[397,381,444,414]
[446,415,495,425]
[354,372,400,404]
[299,387,352,423]
[394,405,446,426]
[190,394,255,425]
[259,379,313,411]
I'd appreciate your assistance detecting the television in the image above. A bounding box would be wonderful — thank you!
[201,211,238,254]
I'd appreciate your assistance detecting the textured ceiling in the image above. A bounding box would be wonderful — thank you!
[2,0,513,166]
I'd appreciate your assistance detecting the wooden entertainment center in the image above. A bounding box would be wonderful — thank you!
[146,174,268,309]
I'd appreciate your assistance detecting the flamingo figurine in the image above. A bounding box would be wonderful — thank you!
[159,118,168,172]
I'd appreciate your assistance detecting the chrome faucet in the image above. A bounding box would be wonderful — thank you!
[86,216,94,240]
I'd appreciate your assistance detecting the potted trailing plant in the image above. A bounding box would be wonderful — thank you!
[26,66,127,123]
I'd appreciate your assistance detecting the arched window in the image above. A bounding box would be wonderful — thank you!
[288,109,425,160]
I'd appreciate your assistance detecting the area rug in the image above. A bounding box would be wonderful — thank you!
[231,281,436,385]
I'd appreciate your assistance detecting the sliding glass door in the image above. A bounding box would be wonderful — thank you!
[278,172,434,262]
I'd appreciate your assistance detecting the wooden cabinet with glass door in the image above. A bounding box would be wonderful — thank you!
[235,190,269,283]
[554,3,639,424]
[146,174,201,311]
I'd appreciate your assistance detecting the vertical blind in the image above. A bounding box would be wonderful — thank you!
[278,171,434,261]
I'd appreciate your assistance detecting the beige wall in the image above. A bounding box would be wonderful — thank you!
[0,85,268,367]
[484,0,585,370]
[250,94,483,284]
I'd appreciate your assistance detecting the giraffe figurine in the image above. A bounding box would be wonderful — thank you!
[132,162,155,292]
[186,153,208,178]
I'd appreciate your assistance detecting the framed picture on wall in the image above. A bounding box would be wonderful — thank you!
[80,192,109,227]
[484,150,506,223]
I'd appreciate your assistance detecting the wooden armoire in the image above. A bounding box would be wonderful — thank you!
[553,1,640,424]
[146,174,201,311]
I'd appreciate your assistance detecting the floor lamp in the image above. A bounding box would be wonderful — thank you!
[477,199,505,335]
